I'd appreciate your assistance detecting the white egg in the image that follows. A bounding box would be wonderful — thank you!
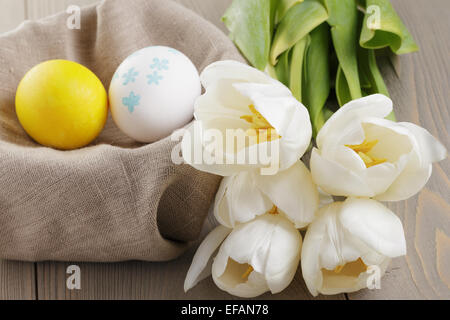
[109,46,201,143]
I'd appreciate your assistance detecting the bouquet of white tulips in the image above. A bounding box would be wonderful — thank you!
[222,0,420,135]
[180,60,446,297]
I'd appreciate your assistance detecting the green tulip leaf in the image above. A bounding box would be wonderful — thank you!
[270,0,328,65]
[289,36,310,102]
[360,0,418,54]
[323,0,362,101]
[358,47,396,121]
[270,0,278,37]
[222,0,273,70]
[275,0,304,24]
[275,49,292,87]
[323,107,335,124]
[303,23,331,136]
[336,65,353,106]
[358,49,389,97]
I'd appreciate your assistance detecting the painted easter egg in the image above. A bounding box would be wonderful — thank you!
[109,46,201,143]
[16,60,108,150]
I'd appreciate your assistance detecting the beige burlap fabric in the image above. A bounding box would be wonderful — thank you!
[0,0,243,262]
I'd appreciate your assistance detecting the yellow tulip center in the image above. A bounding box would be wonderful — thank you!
[241,105,281,144]
[268,205,279,215]
[346,139,387,168]
[323,258,368,277]
[241,266,254,280]
[221,259,256,285]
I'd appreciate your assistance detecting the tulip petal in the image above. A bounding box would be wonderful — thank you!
[339,198,406,258]
[398,122,447,165]
[375,153,432,201]
[254,161,319,228]
[214,172,273,228]
[364,160,405,196]
[361,118,414,162]
[233,82,313,171]
[311,148,374,197]
[212,215,301,297]
[361,118,440,201]
[184,226,232,292]
[232,82,305,137]
[194,79,253,122]
[201,60,277,89]
[265,218,302,293]
[325,144,367,172]
[302,200,400,296]
[301,203,336,296]
[181,121,263,176]
[302,202,366,296]
[214,176,232,225]
[214,263,269,298]
[316,94,393,149]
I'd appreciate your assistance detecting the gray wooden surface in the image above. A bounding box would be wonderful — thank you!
[0,0,448,300]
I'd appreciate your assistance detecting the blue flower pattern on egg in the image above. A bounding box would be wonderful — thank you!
[116,49,175,114]
[150,58,169,71]
[122,67,139,85]
[147,71,163,85]
[122,91,141,113]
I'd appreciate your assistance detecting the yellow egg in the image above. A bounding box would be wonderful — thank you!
[16,60,108,150]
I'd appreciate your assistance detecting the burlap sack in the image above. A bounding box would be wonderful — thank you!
[0,0,243,262]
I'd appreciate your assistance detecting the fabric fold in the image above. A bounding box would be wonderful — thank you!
[0,0,244,262]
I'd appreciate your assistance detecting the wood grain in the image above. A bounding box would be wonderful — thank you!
[36,216,344,300]
[0,0,34,300]
[348,0,450,300]
[0,0,448,300]
[0,260,36,300]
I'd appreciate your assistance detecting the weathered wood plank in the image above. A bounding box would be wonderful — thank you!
[22,0,230,29]
[0,0,26,34]
[348,0,450,300]
[36,215,344,300]
[0,0,36,301]
[2,0,448,300]
[0,260,36,300]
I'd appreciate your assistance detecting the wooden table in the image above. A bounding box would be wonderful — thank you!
[0,0,448,300]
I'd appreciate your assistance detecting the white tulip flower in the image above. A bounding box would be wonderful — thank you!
[181,60,312,176]
[185,214,302,298]
[301,198,406,296]
[310,94,447,201]
[214,161,319,229]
